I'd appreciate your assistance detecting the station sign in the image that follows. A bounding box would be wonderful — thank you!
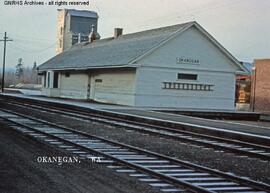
[176,57,200,64]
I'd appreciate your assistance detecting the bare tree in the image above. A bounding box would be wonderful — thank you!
[0,59,41,88]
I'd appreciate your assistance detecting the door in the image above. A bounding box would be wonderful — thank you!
[87,73,91,100]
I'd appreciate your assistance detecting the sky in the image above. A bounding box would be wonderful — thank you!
[0,0,269,70]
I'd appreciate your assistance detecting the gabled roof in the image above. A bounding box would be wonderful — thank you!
[38,22,193,71]
[38,21,247,73]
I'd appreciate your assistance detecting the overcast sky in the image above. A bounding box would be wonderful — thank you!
[0,0,269,69]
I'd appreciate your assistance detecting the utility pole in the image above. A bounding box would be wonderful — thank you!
[0,32,13,92]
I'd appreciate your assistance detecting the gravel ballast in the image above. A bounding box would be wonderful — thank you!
[1,102,270,185]
[0,121,162,193]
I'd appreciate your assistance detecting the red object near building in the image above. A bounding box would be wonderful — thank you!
[236,75,251,81]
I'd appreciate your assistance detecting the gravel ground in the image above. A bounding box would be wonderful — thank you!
[1,103,270,185]
[0,121,162,193]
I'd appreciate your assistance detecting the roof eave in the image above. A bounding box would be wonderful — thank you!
[192,22,249,74]
[235,70,250,75]
[37,64,137,72]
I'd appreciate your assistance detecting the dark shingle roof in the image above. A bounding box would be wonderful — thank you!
[38,22,193,71]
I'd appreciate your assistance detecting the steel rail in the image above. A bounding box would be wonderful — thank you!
[1,98,270,161]
[0,109,213,193]
[1,95,269,146]
[0,108,269,193]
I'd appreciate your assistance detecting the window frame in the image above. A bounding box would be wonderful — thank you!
[177,73,198,81]
[65,72,70,77]
[47,72,50,88]
[53,72,59,88]
[95,79,103,83]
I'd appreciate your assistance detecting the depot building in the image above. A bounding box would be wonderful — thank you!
[38,21,247,110]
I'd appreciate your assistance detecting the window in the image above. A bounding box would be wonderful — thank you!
[53,72,59,88]
[179,83,184,90]
[178,73,198,80]
[65,72,70,77]
[162,82,213,91]
[60,27,63,35]
[47,72,50,88]
[163,82,169,89]
[95,79,102,83]
[183,83,188,90]
[43,73,47,87]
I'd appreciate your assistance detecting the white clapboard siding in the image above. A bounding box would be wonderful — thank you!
[134,26,238,110]
[59,72,89,99]
[90,69,136,105]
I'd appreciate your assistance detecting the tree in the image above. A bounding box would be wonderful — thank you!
[15,58,24,81]
[11,59,41,86]
[31,61,38,83]
[32,61,37,70]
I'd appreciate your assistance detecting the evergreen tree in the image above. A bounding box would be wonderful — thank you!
[15,58,24,80]
[31,61,38,83]
[32,61,37,71]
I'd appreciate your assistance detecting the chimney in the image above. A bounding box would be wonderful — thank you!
[89,25,96,42]
[78,33,82,43]
[114,28,123,39]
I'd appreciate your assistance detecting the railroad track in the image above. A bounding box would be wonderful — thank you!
[1,97,270,162]
[0,109,269,193]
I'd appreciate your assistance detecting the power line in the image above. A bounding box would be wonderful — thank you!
[13,37,55,44]
[10,42,56,54]
[8,33,53,42]
[0,32,55,45]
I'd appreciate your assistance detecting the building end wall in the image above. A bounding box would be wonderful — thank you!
[134,67,236,110]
